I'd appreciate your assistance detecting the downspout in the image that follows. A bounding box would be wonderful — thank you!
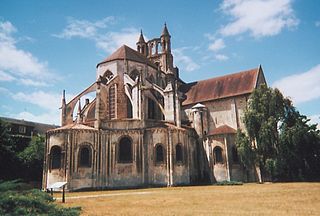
[169,129,173,186]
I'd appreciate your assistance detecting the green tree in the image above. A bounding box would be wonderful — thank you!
[19,135,45,182]
[19,135,44,164]
[0,119,19,180]
[1,119,45,182]
[235,129,256,181]
[238,84,320,182]
[243,84,289,181]
[276,110,320,181]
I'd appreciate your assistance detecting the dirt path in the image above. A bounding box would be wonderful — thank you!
[56,191,153,200]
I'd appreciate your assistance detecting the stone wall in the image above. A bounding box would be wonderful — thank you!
[44,123,198,191]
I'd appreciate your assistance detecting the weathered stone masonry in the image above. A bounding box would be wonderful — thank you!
[43,24,266,191]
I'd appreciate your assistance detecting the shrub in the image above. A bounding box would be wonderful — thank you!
[216,181,243,186]
[0,180,81,216]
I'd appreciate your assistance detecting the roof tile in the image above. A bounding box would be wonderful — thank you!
[208,125,236,136]
[180,68,260,106]
[97,45,156,68]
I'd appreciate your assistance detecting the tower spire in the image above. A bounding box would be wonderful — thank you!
[161,22,170,36]
[61,90,67,126]
[138,29,145,43]
[136,29,147,56]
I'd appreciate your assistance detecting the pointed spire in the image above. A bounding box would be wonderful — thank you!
[138,29,145,43]
[61,90,67,126]
[77,99,82,123]
[161,22,170,36]
[61,90,66,106]
[77,99,81,114]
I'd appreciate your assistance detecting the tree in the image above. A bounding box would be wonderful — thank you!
[242,84,288,181]
[19,135,45,181]
[0,119,19,180]
[235,129,256,181]
[0,119,45,182]
[237,84,320,182]
[276,110,320,181]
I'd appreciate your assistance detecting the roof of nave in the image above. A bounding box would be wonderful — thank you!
[180,67,263,106]
[97,45,157,69]
[208,125,237,136]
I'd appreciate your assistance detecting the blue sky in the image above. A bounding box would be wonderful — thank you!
[0,0,319,127]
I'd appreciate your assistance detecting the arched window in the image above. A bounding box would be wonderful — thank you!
[155,144,164,163]
[148,98,156,119]
[214,146,223,164]
[129,69,139,81]
[103,70,114,81]
[118,137,132,163]
[50,146,62,169]
[232,146,239,163]
[79,146,91,167]
[127,97,132,118]
[148,74,155,83]
[175,144,183,163]
[161,80,166,89]
[109,84,116,119]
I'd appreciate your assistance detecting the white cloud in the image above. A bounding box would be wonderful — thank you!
[273,64,320,104]
[55,17,140,54]
[215,54,229,61]
[219,0,299,38]
[0,70,15,81]
[13,111,60,125]
[0,21,16,43]
[12,91,61,111]
[172,48,200,72]
[309,114,320,129]
[0,87,11,94]
[208,38,226,52]
[96,28,140,53]
[0,20,56,86]
[316,21,320,27]
[10,90,76,125]
[53,16,115,39]
[9,90,93,125]
[19,79,49,87]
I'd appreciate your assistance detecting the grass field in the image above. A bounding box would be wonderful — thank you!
[56,183,320,215]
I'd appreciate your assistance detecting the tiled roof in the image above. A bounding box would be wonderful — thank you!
[180,68,260,106]
[97,45,157,68]
[48,123,96,132]
[208,125,236,136]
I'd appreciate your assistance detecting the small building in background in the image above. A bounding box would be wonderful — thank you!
[0,116,58,150]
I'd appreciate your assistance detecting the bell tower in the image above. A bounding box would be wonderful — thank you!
[159,23,174,73]
[137,24,177,76]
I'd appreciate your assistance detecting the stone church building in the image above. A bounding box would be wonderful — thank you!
[43,24,266,191]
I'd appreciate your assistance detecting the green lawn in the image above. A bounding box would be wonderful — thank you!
[56,183,320,215]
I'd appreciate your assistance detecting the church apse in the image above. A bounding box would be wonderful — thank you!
[43,24,264,191]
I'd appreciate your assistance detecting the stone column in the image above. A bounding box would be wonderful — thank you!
[164,82,175,123]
